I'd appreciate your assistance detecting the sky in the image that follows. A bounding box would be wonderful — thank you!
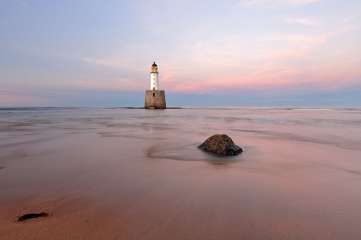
[0,0,361,107]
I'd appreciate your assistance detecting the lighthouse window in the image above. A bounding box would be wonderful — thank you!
[153,93,155,97]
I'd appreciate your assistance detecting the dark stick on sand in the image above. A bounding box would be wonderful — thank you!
[17,212,49,222]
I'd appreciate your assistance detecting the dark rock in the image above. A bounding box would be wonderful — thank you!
[17,212,49,222]
[198,134,243,156]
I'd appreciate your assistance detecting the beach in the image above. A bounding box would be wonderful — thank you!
[1,108,361,239]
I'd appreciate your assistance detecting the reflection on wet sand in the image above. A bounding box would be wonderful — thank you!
[146,142,242,165]
[0,137,58,150]
[231,129,361,151]
[98,131,166,140]
[1,108,361,240]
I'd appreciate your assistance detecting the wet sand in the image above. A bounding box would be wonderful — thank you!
[1,108,361,239]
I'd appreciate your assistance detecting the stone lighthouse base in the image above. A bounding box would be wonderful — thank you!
[144,90,166,109]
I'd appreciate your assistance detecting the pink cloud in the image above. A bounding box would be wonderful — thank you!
[163,63,361,93]
[0,91,41,106]
[285,17,320,27]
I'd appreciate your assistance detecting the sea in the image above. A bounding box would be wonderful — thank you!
[0,107,361,239]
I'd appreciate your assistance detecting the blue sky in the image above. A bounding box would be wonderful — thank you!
[1,0,361,107]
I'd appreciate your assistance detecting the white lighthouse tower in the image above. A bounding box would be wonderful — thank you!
[150,62,159,90]
[144,62,166,109]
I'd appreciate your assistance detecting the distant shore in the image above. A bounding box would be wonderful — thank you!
[1,107,360,111]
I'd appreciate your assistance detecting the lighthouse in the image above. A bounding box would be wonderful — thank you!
[144,62,166,109]
[150,62,159,90]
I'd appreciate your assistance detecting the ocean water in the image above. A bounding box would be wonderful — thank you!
[0,108,361,239]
